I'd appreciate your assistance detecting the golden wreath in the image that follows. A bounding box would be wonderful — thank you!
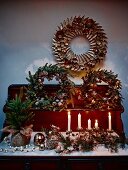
[52,16,107,71]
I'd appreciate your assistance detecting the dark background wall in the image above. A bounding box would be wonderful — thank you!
[0,0,128,137]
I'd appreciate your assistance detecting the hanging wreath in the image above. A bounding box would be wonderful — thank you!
[81,69,123,110]
[26,63,75,111]
[52,16,107,71]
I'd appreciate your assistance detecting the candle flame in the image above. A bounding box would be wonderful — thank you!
[68,111,70,115]
[108,112,111,116]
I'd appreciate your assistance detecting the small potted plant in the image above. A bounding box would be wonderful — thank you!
[2,87,34,147]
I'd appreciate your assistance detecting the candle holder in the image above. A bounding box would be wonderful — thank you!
[66,130,72,135]
[77,127,83,132]
[86,128,92,132]
[107,129,114,134]
[93,127,100,132]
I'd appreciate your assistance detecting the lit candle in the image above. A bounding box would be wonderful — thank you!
[78,113,81,129]
[108,112,112,131]
[88,119,91,129]
[68,111,71,131]
[95,119,98,129]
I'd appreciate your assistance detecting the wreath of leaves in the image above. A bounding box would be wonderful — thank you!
[52,16,107,71]
[26,63,75,111]
[81,69,123,110]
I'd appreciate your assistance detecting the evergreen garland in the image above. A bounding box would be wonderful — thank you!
[42,125,125,154]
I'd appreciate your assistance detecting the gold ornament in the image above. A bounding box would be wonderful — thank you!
[34,133,45,146]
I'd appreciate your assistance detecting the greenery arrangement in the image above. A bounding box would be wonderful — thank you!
[26,63,123,111]
[4,87,34,131]
[82,69,123,110]
[41,125,125,154]
[26,63,75,111]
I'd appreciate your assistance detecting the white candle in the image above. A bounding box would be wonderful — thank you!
[88,119,91,129]
[78,113,81,129]
[95,119,98,129]
[68,111,71,131]
[108,112,112,131]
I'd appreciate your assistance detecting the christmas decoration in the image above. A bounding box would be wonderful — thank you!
[2,88,34,147]
[2,124,33,147]
[44,125,62,150]
[81,69,123,110]
[52,16,107,71]
[42,125,125,154]
[0,125,126,155]
[11,131,30,147]
[39,144,45,151]
[34,133,45,146]
[4,87,34,131]
[26,63,75,111]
